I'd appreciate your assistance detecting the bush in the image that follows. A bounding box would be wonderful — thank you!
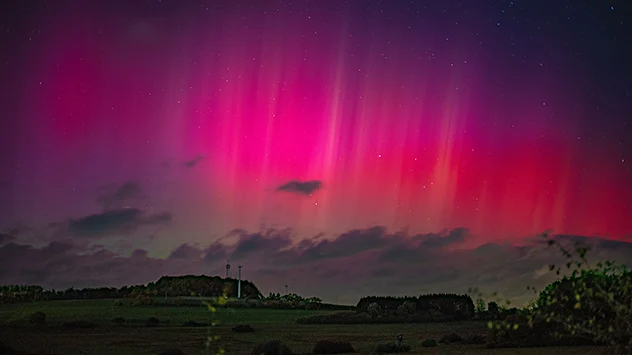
[62,320,96,329]
[232,324,255,333]
[486,313,596,348]
[312,340,354,354]
[397,301,416,314]
[112,317,125,326]
[421,339,437,347]
[439,332,462,344]
[28,311,46,326]
[145,317,160,327]
[374,343,410,353]
[250,340,294,355]
[132,294,154,306]
[367,302,382,318]
[113,299,124,306]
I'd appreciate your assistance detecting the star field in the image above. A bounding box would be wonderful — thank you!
[0,1,630,293]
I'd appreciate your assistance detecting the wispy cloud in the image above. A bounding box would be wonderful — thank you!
[277,180,323,195]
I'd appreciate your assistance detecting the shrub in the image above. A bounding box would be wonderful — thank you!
[439,332,462,344]
[232,324,255,333]
[250,340,294,355]
[183,320,207,327]
[367,302,382,318]
[475,298,487,313]
[113,299,124,306]
[145,317,160,327]
[62,320,96,329]
[478,231,632,352]
[312,340,354,354]
[397,301,416,314]
[486,313,597,348]
[28,311,46,326]
[421,339,437,347]
[112,317,125,326]
[132,294,154,306]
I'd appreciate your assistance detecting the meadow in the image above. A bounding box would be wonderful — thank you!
[0,299,609,355]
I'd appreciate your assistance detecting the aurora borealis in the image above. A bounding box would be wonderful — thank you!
[0,0,630,303]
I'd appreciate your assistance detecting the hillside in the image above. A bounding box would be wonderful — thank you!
[0,274,264,303]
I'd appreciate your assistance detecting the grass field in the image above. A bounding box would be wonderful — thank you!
[0,299,609,355]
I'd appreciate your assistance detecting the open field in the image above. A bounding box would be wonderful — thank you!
[0,299,609,355]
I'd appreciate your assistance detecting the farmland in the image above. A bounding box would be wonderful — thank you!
[0,299,608,355]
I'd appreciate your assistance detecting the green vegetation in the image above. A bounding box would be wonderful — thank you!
[472,231,632,354]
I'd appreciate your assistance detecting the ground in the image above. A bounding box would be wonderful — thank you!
[0,299,609,354]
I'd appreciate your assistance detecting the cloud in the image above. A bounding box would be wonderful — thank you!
[229,229,293,260]
[277,180,323,195]
[0,233,14,245]
[96,181,145,210]
[67,208,171,237]
[2,226,632,307]
[184,155,204,168]
[416,227,470,249]
[169,243,203,260]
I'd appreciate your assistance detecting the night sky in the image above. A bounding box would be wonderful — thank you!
[1,0,631,305]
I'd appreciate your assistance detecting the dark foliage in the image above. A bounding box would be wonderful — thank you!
[312,340,354,354]
[356,293,474,320]
[28,311,45,327]
[145,317,160,327]
[535,269,632,346]
[0,274,264,304]
[157,349,186,355]
[486,313,599,348]
[0,341,16,355]
[297,309,454,325]
[249,340,294,355]
[421,339,437,347]
[439,332,462,344]
[111,317,125,326]
[182,320,207,327]
[232,324,255,333]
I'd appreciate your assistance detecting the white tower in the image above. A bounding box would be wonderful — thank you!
[237,265,242,299]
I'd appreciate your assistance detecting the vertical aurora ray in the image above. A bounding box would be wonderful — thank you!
[1,0,629,246]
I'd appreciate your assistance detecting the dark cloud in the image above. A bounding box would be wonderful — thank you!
[169,243,202,260]
[230,229,293,260]
[96,181,145,209]
[131,249,149,258]
[418,227,470,249]
[2,227,632,307]
[184,155,204,168]
[67,208,171,237]
[277,180,323,195]
[0,233,14,245]
[299,226,394,260]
